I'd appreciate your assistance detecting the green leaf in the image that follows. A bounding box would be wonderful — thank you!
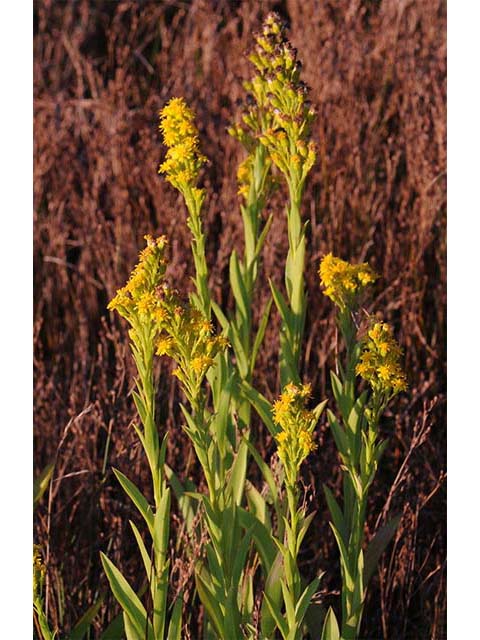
[69,594,104,640]
[321,606,340,640]
[113,469,154,535]
[238,507,276,574]
[261,551,284,638]
[240,381,276,436]
[254,213,274,261]
[211,299,230,334]
[195,567,225,638]
[166,594,183,640]
[295,576,322,626]
[269,278,292,326]
[99,612,124,640]
[129,520,152,581]
[100,553,153,640]
[153,489,171,567]
[243,437,281,524]
[327,410,349,458]
[281,580,296,628]
[312,398,328,422]
[330,370,351,420]
[229,250,249,325]
[263,590,289,640]
[245,481,270,530]
[250,297,273,375]
[329,523,354,592]
[226,439,248,505]
[323,485,347,544]
[165,465,197,533]
[364,515,401,584]
[33,461,54,509]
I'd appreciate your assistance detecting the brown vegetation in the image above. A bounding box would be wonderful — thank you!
[33,1,446,638]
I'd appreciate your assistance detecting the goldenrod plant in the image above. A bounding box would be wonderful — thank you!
[246,13,316,385]
[100,13,407,640]
[319,254,406,640]
[103,236,182,640]
[159,97,258,638]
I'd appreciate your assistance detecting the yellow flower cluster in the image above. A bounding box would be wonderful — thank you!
[319,253,378,311]
[356,322,407,394]
[158,97,207,193]
[108,235,168,322]
[108,235,227,396]
[272,382,317,485]
[153,289,228,392]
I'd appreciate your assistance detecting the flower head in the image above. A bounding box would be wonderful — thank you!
[108,235,168,327]
[159,97,207,195]
[356,322,407,396]
[319,253,378,311]
[272,382,317,486]
[230,12,316,187]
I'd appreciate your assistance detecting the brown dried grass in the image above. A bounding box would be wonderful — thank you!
[34,1,446,637]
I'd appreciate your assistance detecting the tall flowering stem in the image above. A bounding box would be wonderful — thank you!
[248,13,317,385]
[103,236,179,640]
[155,291,254,639]
[159,97,210,317]
[261,383,326,640]
[319,255,406,640]
[227,71,275,433]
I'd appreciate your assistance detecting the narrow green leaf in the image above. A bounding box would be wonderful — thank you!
[364,515,401,584]
[164,465,197,533]
[327,410,349,458]
[269,279,292,327]
[323,485,347,544]
[321,606,340,640]
[254,213,274,261]
[261,552,284,638]
[100,553,153,640]
[250,297,273,375]
[166,594,183,640]
[230,250,249,324]
[245,480,270,529]
[69,594,104,640]
[240,381,277,436]
[153,489,171,567]
[211,299,230,334]
[329,523,354,593]
[195,568,225,638]
[129,520,152,581]
[226,439,248,505]
[33,462,55,509]
[243,437,281,524]
[330,370,351,420]
[99,612,124,639]
[263,591,289,640]
[295,576,322,626]
[238,507,276,574]
[113,469,154,535]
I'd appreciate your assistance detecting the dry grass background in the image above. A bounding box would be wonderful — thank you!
[33,1,446,638]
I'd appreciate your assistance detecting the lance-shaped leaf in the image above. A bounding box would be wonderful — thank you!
[364,515,401,584]
[113,469,154,535]
[100,553,153,640]
[240,381,276,436]
[321,606,340,640]
[166,594,183,640]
